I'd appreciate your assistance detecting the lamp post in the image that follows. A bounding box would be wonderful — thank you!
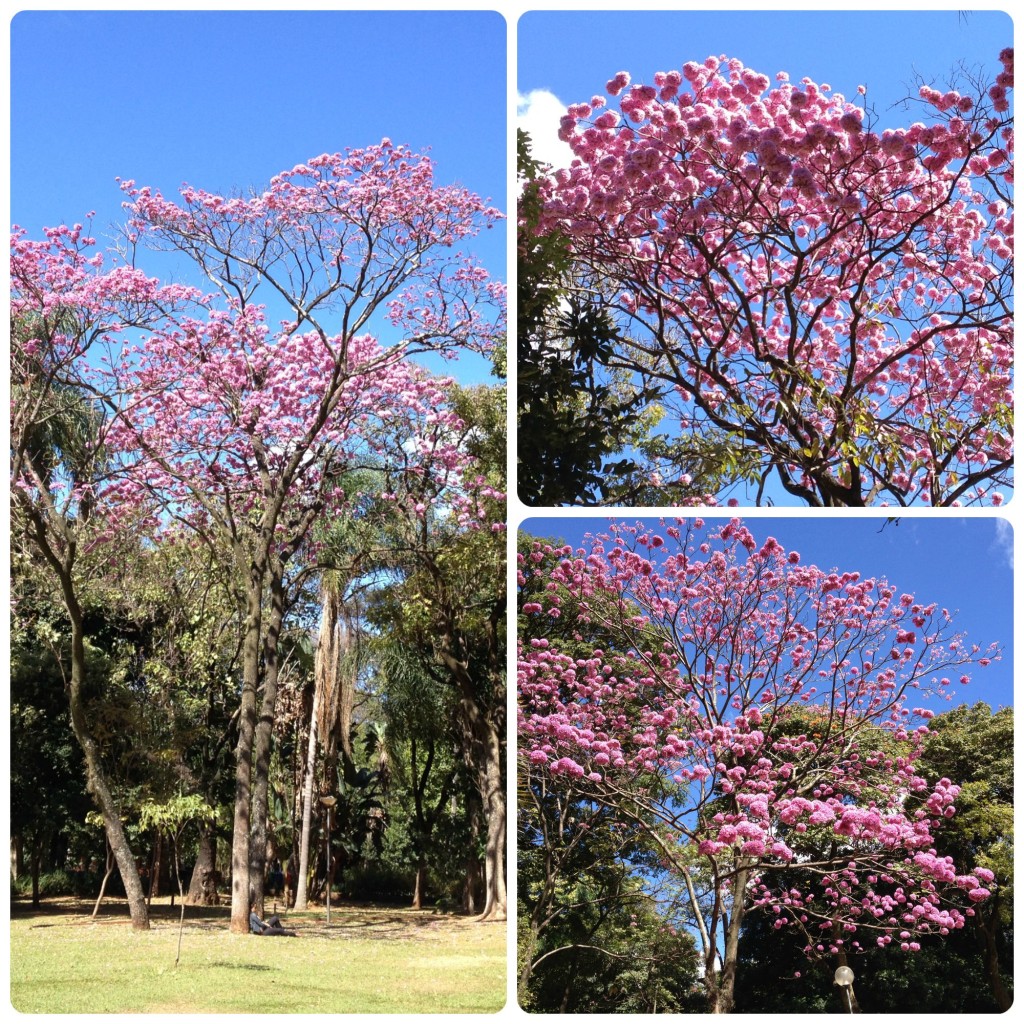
[319,795,337,926]
[834,965,855,1013]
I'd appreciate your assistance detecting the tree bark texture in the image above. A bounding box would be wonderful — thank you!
[457,691,506,921]
[248,571,286,918]
[186,826,217,905]
[229,582,263,933]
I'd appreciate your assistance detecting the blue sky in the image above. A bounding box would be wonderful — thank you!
[521,515,1014,712]
[11,10,507,382]
[518,9,1012,165]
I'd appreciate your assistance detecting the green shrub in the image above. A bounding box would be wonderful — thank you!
[11,868,102,899]
[340,862,413,903]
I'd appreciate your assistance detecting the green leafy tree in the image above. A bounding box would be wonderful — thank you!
[138,795,216,964]
[10,587,91,905]
[919,703,1013,1010]
[375,640,464,908]
[518,778,700,1015]
[10,310,153,928]
[368,378,508,919]
[733,702,1013,1012]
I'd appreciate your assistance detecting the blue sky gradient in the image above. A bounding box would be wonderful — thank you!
[519,9,1011,121]
[11,10,507,382]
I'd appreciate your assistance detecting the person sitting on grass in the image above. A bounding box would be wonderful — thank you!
[249,901,298,937]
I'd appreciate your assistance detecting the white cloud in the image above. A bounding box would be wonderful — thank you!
[992,517,1013,569]
[517,89,574,171]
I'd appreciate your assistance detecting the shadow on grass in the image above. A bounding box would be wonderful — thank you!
[11,895,491,943]
[204,961,275,972]
[10,896,231,925]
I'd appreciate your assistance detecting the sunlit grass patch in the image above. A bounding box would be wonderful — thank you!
[10,897,506,1014]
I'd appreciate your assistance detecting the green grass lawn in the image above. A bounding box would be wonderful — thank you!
[9,896,506,1013]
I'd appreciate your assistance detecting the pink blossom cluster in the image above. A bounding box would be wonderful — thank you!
[10,221,198,526]
[12,143,505,568]
[518,519,997,958]
[11,222,198,369]
[101,303,475,542]
[120,141,505,357]
[535,52,1013,505]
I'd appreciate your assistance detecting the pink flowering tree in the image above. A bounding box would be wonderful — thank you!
[10,223,198,930]
[534,49,1013,506]
[13,141,505,934]
[518,519,999,1012]
[108,143,503,933]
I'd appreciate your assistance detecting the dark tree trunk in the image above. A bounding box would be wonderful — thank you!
[407,735,455,912]
[440,637,505,921]
[459,695,505,921]
[559,972,573,1013]
[186,826,217,905]
[977,908,1012,1012]
[249,572,286,918]
[30,835,42,908]
[706,864,750,1013]
[49,833,68,873]
[463,791,483,914]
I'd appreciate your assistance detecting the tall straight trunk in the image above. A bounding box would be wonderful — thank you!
[977,909,1012,1011]
[464,789,483,914]
[440,602,506,922]
[249,571,286,918]
[293,670,322,910]
[478,734,507,922]
[436,603,506,922]
[457,690,506,921]
[412,863,427,910]
[294,582,343,910]
[410,734,425,910]
[229,582,264,933]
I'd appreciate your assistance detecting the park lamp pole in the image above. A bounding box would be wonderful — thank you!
[834,965,855,1013]
[320,795,337,927]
